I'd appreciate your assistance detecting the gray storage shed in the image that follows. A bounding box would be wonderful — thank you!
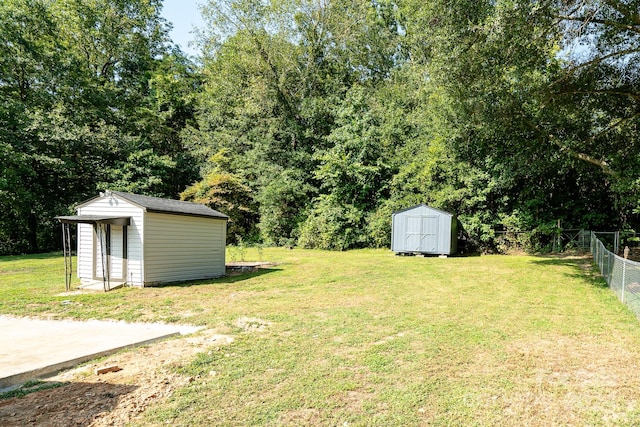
[391,205,457,255]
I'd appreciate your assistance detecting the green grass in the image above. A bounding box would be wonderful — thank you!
[3,249,640,425]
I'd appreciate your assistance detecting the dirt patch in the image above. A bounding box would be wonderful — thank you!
[278,408,321,425]
[235,316,271,332]
[0,329,233,427]
[56,290,93,297]
[494,335,640,425]
[373,331,408,346]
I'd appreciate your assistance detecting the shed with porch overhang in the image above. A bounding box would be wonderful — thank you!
[56,191,228,290]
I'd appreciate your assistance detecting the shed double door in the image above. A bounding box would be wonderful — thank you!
[405,216,438,252]
[94,225,126,281]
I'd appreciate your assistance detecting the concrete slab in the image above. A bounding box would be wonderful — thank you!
[78,280,125,292]
[226,261,275,275]
[0,316,201,391]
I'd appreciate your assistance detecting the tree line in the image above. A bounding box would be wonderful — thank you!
[1,0,638,255]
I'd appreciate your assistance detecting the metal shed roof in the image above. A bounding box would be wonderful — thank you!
[55,215,131,226]
[392,204,455,217]
[77,191,229,220]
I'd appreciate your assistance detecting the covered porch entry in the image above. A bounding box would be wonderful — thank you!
[55,215,131,292]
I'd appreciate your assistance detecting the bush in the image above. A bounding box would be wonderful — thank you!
[297,195,365,250]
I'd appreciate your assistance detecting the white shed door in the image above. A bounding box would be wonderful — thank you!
[94,225,126,281]
[110,225,125,281]
[405,216,438,252]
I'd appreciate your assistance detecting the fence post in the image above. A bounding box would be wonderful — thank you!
[621,259,626,303]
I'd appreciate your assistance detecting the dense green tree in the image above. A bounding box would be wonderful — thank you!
[396,0,633,247]
[300,84,398,249]
[181,149,259,242]
[551,0,640,223]
[188,0,404,245]
[256,168,316,245]
[0,0,198,254]
[3,0,638,255]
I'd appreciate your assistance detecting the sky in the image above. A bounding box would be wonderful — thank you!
[161,0,206,57]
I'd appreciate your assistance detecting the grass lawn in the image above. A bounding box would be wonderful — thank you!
[2,248,640,425]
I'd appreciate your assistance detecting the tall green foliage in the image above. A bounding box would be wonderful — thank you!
[187,0,403,246]
[181,149,259,243]
[3,0,638,254]
[0,0,198,254]
[397,0,631,242]
[550,0,640,223]
[187,0,640,250]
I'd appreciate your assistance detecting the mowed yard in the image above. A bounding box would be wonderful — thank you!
[2,248,640,426]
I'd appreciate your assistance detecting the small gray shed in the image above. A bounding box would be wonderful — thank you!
[391,205,457,255]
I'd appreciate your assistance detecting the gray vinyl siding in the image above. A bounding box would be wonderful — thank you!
[77,197,144,285]
[391,205,457,255]
[143,212,226,284]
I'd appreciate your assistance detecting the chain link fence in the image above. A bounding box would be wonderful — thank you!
[492,229,590,253]
[591,232,640,317]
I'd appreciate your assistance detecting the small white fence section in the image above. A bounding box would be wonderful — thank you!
[591,232,640,317]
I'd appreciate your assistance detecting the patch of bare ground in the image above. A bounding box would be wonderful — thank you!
[278,408,322,425]
[492,334,640,425]
[0,329,234,427]
[56,290,93,297]
[236,316,271,332]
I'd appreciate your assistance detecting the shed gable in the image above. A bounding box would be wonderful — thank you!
[76,195,145,286]
[392,204,453,218]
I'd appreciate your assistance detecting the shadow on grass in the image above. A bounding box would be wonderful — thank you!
[529,254,608,289]
[454,251,482,258]
[0,381,138,426]
[393,251,481,258]
[155,267,282,289]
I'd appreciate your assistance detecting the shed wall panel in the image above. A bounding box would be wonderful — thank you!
[77,196,144,285]
[144,213,226,284]
[77,223,93,279]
